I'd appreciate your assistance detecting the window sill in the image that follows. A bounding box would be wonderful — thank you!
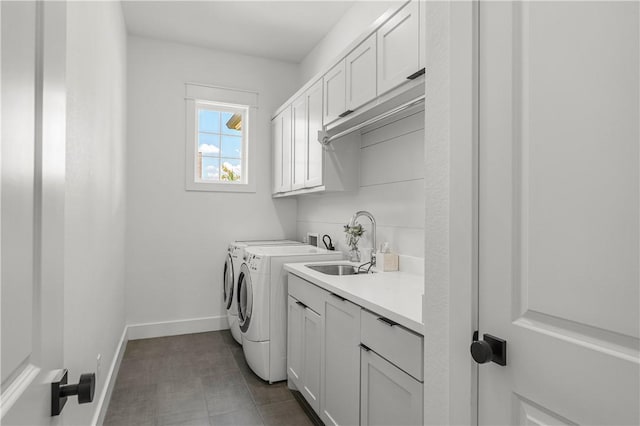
[185,181,256,193]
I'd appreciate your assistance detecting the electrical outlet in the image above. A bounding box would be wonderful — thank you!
[96,354,102,380]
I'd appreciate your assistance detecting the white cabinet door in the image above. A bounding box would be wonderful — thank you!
[345,33,377,111]
[360,349,423,426]
[321,294,361,426]
[302,307,322,413]
[272,106,292,193]
[377,0,420,95]
[323,60,347,125]
[478,2,639,424]
[305,79,324,188]
[287,296,304,389]
[291,94,306,190]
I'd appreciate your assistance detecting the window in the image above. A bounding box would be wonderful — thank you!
[185,83,258,192]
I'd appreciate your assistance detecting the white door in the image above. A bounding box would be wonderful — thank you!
[477,2,639,425]
[1,1,67,424]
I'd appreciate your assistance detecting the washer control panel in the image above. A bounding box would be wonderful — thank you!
[246,254,262,271]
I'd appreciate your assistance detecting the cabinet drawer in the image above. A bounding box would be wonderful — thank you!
[288,273,326,314]
[360,309,423,381]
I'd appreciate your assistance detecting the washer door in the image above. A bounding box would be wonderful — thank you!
[223,253,234,310]
[237,263,253,333]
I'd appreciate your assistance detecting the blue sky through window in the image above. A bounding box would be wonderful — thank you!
[197,107,243,181]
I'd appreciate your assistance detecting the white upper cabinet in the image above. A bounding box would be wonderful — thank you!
[345,33,377,111]
[272,106,292,193]
[377,0,421,95]
[291,93,307,191]
[323,61,347,125]
[305,79,324,188]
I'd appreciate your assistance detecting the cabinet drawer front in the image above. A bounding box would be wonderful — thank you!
[361,309,424,381]
[288,273,326,314]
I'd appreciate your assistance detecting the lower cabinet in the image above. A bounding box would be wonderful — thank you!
[360,348,423,426]
[321,294,361,426]
[287,295,322,412]
[287,274,424,426]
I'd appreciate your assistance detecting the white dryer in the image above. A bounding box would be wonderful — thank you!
[223,240,302,345]
[237,245,342,382]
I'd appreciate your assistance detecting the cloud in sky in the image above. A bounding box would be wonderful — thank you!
[199,144,220,154]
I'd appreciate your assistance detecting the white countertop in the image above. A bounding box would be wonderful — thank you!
[284,260,424,335]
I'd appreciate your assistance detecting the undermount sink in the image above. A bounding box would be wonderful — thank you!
[305,264,374,276]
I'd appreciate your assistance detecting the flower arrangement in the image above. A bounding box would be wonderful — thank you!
[344,222,365,261]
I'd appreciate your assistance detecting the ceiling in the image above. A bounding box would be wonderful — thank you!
[121,1,356,63]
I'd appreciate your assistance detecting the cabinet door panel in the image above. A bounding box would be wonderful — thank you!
[321,296,361,426]
[287,296,304,388]
[377,0,420,95]
[272,107,292,193]
[291,95,306,190]
[346,33,377,111]
[305,79,324,188]
[360,349,423,426]
[323,61,346,125]
[271,115,282,194]
[302,307,322,412]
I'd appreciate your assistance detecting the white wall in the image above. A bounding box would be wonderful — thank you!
[125,36,298,327]
[297,110,425,258]
[65,2,127,425]
[299,0,404,82]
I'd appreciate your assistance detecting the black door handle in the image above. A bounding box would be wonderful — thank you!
[52,369,96,416]
[470,332,507,366]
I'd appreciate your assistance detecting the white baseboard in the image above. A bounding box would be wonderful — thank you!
[92,326,128,426]
[126,315,229,340]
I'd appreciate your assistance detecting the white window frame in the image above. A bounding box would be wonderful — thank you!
[185,83,258,192]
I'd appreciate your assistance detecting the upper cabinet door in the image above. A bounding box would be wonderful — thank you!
[346,33,377,111]
[291,94,307,191]
[377,0,420,95]
[272,106,292,193]
[305,79,324,188]
[323,60,346,125]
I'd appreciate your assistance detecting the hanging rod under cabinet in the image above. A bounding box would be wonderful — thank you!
[318,94,426,146]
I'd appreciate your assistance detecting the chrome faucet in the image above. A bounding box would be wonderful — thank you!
[348,210,376,267]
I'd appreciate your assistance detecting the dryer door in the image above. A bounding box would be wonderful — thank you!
[223,253,234,310]
[237,263,253,333]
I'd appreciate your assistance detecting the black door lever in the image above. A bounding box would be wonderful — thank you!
[470,332,507,366]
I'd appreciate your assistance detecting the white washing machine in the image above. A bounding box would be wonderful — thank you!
[223,240,302,345]
[237,245,342,382]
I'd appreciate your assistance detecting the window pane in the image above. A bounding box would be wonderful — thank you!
[221,158,241,182]
[221,135,242,158]
[201,156,220,181]
[222,111,242,136]
[199,110,220,133]
[198,133,220,155]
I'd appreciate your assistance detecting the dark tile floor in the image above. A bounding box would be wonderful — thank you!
[104,331,315,426]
